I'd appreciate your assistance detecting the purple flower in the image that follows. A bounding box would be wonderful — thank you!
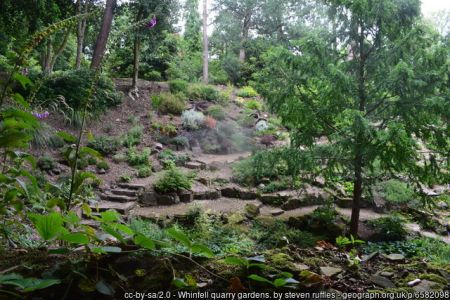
[32,111,50,120]
[146,16,157,29]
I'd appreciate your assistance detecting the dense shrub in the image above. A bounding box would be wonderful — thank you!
[206,105,226,120]
[126,147,151,166]
[154,166,195,193]
[152,92,185,115]
[367,215,408,241]
[137,166,152,178]
[87,136,121,155]
[375,179,415,204]
[123,126,143,148]
[187,84,219,101]
[232,151,288,186]
[250,219,322,249]
[182,110,205,130]
[35,69,122,112]
[151,122,177,136]
[30,123,53,150]
[169,79,189,94]
[244,99,263,111]
[37,156,56,171]
[168,136,189,150]
[237,86,258,98]
[96,160,110,170]
[143,70,162,81]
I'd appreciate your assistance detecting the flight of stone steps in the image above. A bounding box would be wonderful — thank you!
[90,183,146,216]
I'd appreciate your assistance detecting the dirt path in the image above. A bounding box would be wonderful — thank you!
[194,151,251,165]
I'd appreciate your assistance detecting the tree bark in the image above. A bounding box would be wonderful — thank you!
[350,23,367,236]
[91,0,116,70]
[75,0,88,69]
[202,0,209,83]
[132,35,141,89]
[239,15,250,62]
[43,39,53,74]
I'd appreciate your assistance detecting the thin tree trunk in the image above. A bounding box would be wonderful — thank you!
[76,0,88,69]
[132,35,141,89]
[91,0,116,70]
[350,23,367,236]
[202,0,209,84]
[49,28,71,73]
[43,39,53,74]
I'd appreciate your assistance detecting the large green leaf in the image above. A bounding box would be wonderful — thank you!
[28,212,64,241]
[59,233,90,245]
[134,234,155,250]
[166,227,191,247]
[191,243,214,258]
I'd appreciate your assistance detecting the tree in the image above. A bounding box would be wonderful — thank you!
[202,0,209,83]
[257,0,449,235]
[214,0,262,62]
[184,0,202,53]
[91,0,116,70]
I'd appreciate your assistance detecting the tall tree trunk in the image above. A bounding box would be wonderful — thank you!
[350,23,367,236]
[75,0,88,69]
[202,0,209,83]
[91,0,116,70]
[132,35,141,89]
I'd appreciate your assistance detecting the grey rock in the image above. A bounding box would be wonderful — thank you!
[97,168,106,175]
[185,161,205,170]
[413,280,441,292]
[154,143,164,151]
[320,266,343,277]
[270,209,285,216]
[335,197,353,209]
[370,275,395,288]
[151,160,163,172]
[380,272,394,278]
[140,190,157,206]
[157,193,180,205]
[385,253,405,261]
[178,189,193,203]
[437,201,448,209]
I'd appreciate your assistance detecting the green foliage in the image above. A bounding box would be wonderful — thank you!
[119,173,132,183]
[237,86,258,98]
[126,147,150,167]
[37,155,56,171]
[123,126,143,148]
[166,227,214,258]
[259,180,290,193]
[232,150,289,186]
[96,160,110,171]
[151,122,178,136]
[87,136,121,156]
[187,84,219,101]
[367,215,408,241]
[169,79,189,94]
[154,166,195,193]
[364,238,450,266]
[137,166,152,178]
[376,180,415,204]
[35,69,122,112]
[336,235,365,249]
[152,92,186,115]
[310,203,339,225]
[168,136,190,150]
[244,99,262,111]
[206,105,226,120]
[250,219,321,249]
[0,273,61,293]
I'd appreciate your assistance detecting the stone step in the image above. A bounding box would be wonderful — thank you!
[89,201,137,214]
[100,193,138,203]
[111,188,139,197]
[118,183,146,190]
